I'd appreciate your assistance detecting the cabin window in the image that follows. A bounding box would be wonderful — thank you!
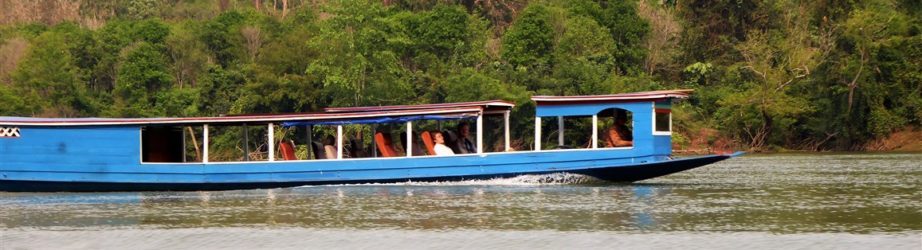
[141,126,185,163]
[654,109,671,133]
[540,116,593,150]
[595,108,634,148]
[141,126,204,163]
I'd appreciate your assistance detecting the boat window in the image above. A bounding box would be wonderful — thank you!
[481,115,509,152]
[655,109,671,133]
[141,126,202,163]
[205,124,273,162]
[542,116,593,150]
[597,108,634,148]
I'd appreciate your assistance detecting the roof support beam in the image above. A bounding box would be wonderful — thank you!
[476,115,483,154]
[181,128,187,162]
[306,125,313,159]
[504,111,510,152]
[592,115,598,149]
[203,124,209,163]
[406,121,413,157]
[558,116,564,146]
[534,117,541,151]
[243,124,250,161]
[268,123,275,161]
[336,125,343,159]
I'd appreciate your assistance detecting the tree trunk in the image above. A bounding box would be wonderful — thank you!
[282,0,288,18]
[751,108,773,151]
[219,0,230,12]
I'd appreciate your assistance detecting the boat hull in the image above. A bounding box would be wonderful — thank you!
[0,153,737,192]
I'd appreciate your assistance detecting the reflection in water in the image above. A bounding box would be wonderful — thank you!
[0,153,920,234]
[631,186,658,230]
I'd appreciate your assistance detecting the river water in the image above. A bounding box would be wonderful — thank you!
[1,153,920,249]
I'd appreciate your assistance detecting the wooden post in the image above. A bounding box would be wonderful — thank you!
[243,123,250,161]
[186,126,201,162]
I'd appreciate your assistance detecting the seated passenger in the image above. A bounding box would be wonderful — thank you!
[323,135,337,159]
[455,122,476,154]
[605,111,633,147]
[432,131,455,156]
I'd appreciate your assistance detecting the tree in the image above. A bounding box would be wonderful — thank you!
[11,29,95,117]
[166,23,210,88]
[306,0,414,107]
[110,42,174,117]
[501,4,554,68]
[716,2,824,150]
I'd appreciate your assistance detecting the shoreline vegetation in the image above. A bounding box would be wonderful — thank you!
[0,0,919,153]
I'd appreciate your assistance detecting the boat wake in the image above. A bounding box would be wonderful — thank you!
[329,173,606,187]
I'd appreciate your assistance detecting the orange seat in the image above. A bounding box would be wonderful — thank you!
[279,140,298,160]
[374,132,398,157]
[420,131,436,155]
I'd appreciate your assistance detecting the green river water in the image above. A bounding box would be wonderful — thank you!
[1,153,920,249]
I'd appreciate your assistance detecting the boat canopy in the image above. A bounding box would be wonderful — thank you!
[0,107,483,127]
[324,100,514,114]
[280,113,478,127]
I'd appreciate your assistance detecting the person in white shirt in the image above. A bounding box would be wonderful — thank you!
[432,131,455,156]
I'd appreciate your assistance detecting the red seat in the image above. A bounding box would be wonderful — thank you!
[279,140,298,160]
[374,132,398,157]
[421,131,436,155]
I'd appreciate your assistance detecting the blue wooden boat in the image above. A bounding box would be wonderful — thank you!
[0,90,741,192]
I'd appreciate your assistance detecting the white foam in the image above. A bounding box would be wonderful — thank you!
[312,173,606,187]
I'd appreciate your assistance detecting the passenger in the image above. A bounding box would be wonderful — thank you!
[432,131,455,156]
[455,122,476,154]
[323,135,337,159]
[605,110,633,147]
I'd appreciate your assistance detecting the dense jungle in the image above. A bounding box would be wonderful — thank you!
[0,0,920,153]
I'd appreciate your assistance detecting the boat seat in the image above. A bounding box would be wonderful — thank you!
[420,131,436,155]
[374,132,398,157]
[279,140,298,160]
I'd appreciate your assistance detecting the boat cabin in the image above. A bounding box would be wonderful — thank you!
[531,89,691,160]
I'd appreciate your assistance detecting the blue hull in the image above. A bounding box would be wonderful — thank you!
[0,153,736,192]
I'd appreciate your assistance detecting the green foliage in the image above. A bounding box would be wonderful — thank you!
[566,0,650,74]
[306,0,414,107]
[502,4,554,67]
[11,28,95,117]
[0,0,918,151]
[111,42,173,117]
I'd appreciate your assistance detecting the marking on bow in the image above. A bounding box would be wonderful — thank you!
[0,127,20,138]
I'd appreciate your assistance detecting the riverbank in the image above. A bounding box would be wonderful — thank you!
[674,126,922,154]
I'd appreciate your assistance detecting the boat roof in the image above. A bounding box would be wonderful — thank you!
[0,107,482,127]
[324,100,514,114]
[532,89,693,105]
